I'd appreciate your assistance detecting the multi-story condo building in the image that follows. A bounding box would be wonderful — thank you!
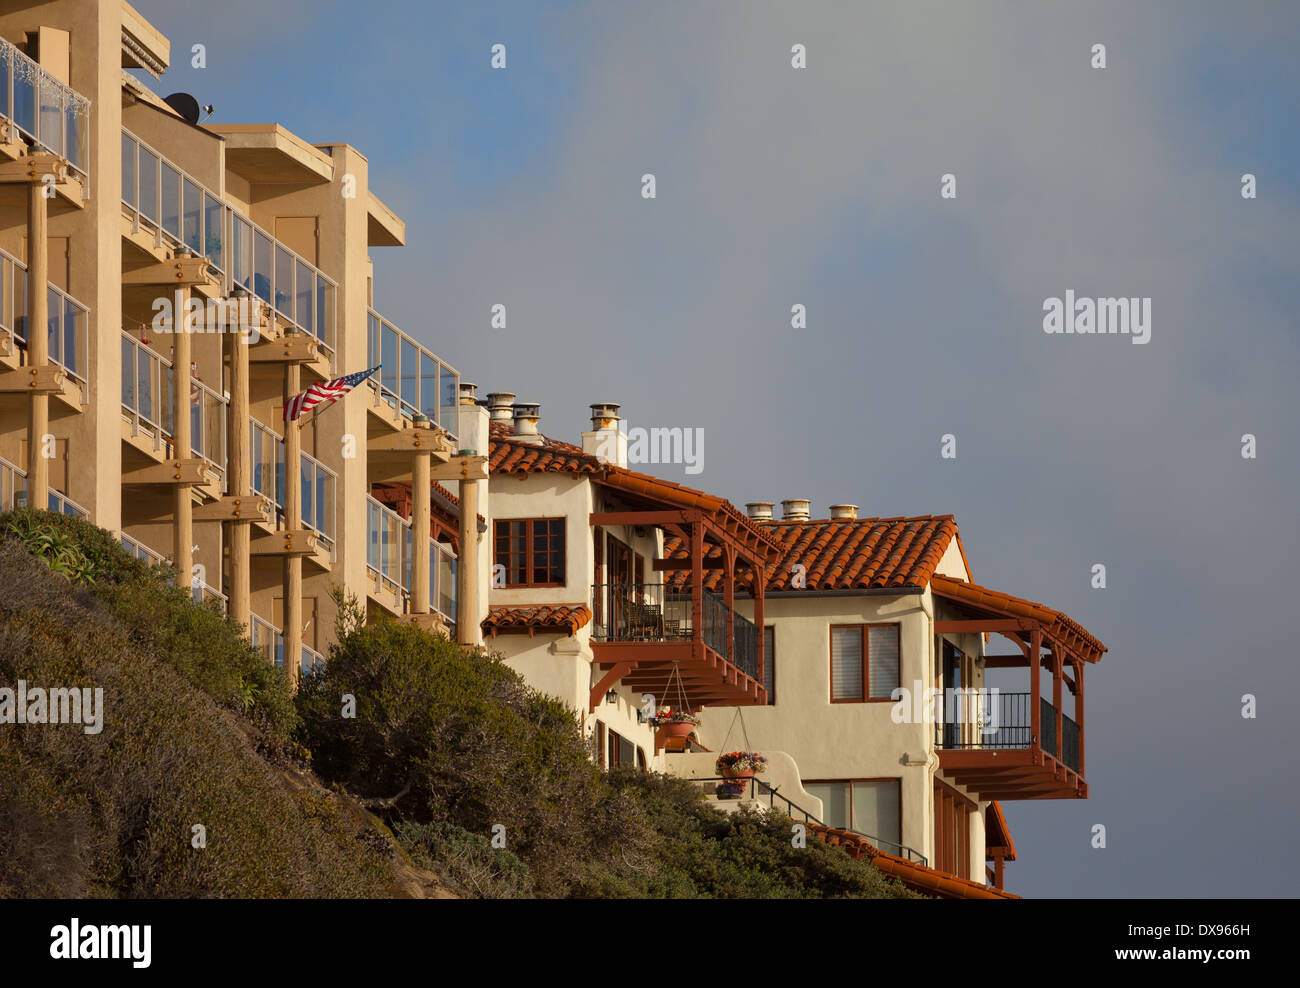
[481,400,1107,897]
[0,0,488,674]
[0,0,1106,899]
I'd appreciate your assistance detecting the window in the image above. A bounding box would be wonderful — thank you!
[494,518,565,587]
[607,730,635,768]
[594,721,605,768]
[803,779,901,849]
[830,624,900,702]
[763,625,776,704]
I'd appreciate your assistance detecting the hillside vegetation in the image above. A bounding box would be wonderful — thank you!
[0,511,914,899]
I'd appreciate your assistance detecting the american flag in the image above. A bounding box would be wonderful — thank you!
[283,365,380,422]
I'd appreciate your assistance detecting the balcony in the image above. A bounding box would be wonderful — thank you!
[365,494,457,626]
[1,454,87,518]
[0,36,90,187]
[1,246,89,391]
[120,331,228,486]
[121,128,337,365]
[366,309,459,438]
[590,582,764,709]
[250,416,337,558]
[930,575,1106,801]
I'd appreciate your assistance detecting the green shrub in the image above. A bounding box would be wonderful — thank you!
[393,820,531,898]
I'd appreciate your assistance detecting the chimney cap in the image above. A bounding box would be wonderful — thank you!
[589,402,622,430]
[746,501,775,521]
[485,391,517,422]
[828,503,859,521]
[780,498,812,522]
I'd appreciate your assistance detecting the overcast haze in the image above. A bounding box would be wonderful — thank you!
[133,0,1300,896]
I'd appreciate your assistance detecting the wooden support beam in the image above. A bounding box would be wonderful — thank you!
[429,455,488,481]
[120,256,216,287]
[0,153,67,185]
[0,365,65,394]
[121,458,213,485]
[251,529,319,556]
[249,333,319,363]
[589,510,695,527]
[935,620,1031,634]
[368,429,456,455]
[193,494,273,523]
[589,661,637,713]
[653,555,726,570]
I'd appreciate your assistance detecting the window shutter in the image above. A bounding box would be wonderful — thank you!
[868,624,901,699]
[831,627,863,700]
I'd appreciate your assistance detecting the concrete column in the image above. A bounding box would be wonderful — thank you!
[411,443,431,614]
[226,327,251,628]
[283,362,302,685]
[25,182,49,510]
[172,288,193,591]
[456,467,478,646]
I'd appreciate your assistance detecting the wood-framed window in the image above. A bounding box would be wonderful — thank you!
[829,623,901,702]
[763,625,776,705]
[606,728,635,768]
[494,517,565,587]
[594,720,606,768]
[802,778,902,849]
[933,779,975,877]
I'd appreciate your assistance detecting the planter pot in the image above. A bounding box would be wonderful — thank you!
[720,769,755,793]
[658,721,695,739]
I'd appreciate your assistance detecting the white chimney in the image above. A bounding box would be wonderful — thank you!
[828,504,859,521]
[456,383,488,455]
[746,502,774,522]
[781,498,811,522]
[486,391,516,424]
[511,402,543,445]
[582,402,627,468]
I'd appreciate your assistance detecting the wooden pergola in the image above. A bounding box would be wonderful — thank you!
[931,576,1107,801]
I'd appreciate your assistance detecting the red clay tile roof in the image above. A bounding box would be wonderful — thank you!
[488,423,781,556]
[930,575,1106,660]
[664,515,960,593]
[481,603,592,637]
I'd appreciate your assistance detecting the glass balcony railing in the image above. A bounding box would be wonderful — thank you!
[365,494,457,624]
[120,331,228,484]
[122,128,337,363]
[1,454,88,518]
[366,309,458,438]
[250,613,283,668]
[120,531,168,567]
[0,36,91,183]
[1,246,89,385]
[249,416,336,553]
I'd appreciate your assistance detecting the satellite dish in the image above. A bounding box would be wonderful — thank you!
[164,92,202,125]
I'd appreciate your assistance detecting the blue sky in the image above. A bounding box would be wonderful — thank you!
[133,0,1300,897]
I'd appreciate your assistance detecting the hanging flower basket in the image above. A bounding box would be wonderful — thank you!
[716,751,766,792]
[649,706,699,739]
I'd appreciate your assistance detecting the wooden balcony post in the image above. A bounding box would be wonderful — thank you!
[172,288,194,593]
[283,362,302,686]
[723,544,736,660]
[456,463,479,646]
[753,562,766,692]
[225,328,251,629]
[25,180,49,512]
[410,438,432,615]
[690,520,703,644]
[1075,659,1086,777]
[1029,625,1042,746]
[1052,642,1063,761]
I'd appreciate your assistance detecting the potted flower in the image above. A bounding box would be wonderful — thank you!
[649,706,699,740]
[715,751,766,792]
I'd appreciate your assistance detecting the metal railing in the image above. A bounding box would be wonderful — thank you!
[366,309,458,438]
[686,775,928,866]
[590,582,760,679]
[122,128,337,363]
[0,36,91,184]
[933,691,1081,774]
[1,246,90,385]
[120,531,167,567]
[120,331,228,483]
